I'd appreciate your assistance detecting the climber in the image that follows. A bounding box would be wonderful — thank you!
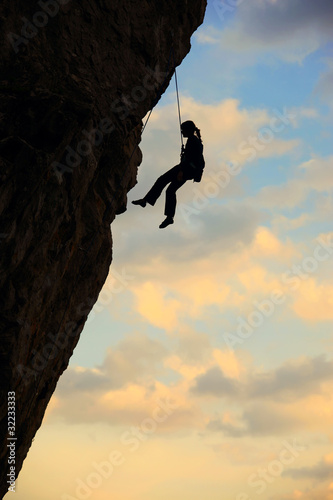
[132,120,205,228]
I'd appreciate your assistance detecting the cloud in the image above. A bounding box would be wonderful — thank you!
[52,379,201,429]
[247,355,333,400]
[101,333,168,381]
[176,329,212,364]
[283,456,333,481]
[165,348,245,390]
[110,219,333,337]
[49,340,333,444]
[207,414,246,437]
[238,0,333,41]
[112,200,262,283]
[51,342,246,427]
[195,25,221,45]
[293,278,333,321]
[175,203,262,259]
[214,0,333,63]
[315,59,333,110]
[56,367,111,395]
[241,404,301,435]
[252,226,287,256]
[191,366,239,397]
[275,487,333,500]
[191,355,333,402]
[123,218,289,334]
[272,214,313,233]
[132,282,181,331]
[207,402,301,437]
[253,156,333,209]
[47,333,204,428]
[58,333,168,394]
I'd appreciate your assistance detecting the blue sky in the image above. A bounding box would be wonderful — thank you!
[15,2,333,500]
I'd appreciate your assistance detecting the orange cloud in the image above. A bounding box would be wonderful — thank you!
[133,281,181,330]
[293,279,333,321]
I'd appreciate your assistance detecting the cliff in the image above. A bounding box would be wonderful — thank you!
[0,0,206,496]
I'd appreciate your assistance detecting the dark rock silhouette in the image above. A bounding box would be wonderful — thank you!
[0,0,206,496]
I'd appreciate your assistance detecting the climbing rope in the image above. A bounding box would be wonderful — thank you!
[171,45,184,156]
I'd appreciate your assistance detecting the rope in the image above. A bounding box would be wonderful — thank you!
[171,45,184,154]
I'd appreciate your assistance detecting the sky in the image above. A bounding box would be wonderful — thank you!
[14,1,333,499]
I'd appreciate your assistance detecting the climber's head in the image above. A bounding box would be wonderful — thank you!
[181,120,202,142]
[181,120,195,137]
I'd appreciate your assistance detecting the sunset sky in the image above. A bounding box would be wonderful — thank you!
[15,1,333,499]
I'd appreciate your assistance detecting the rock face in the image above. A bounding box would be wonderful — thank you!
[0,0,206,495]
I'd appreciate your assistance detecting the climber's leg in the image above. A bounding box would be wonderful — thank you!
[164,177,186,217]
[144,165,180,206]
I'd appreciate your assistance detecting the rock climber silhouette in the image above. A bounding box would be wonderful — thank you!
[132,120,205,228]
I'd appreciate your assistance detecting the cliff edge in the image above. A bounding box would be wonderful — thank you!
[0,0,206,496]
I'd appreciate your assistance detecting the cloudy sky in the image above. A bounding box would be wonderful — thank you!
[16,1,333,499]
